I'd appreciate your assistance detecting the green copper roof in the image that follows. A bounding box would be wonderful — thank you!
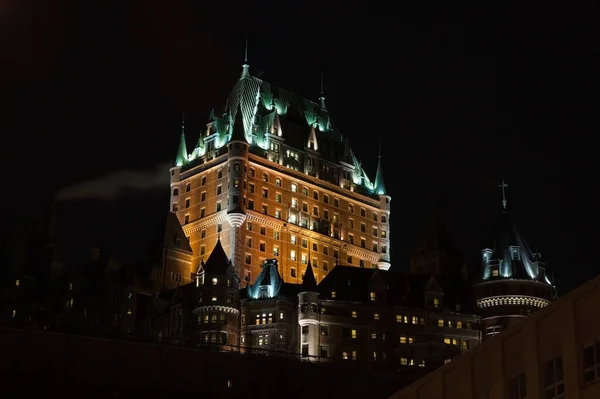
[174,121,188,167]
[374,156,386,195]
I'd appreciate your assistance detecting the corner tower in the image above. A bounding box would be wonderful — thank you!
[298,260,319,360]
[474,180,557,339]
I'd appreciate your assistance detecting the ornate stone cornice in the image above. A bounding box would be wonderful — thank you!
[342,243,380,263]
[183,211,228,235]
[193,305,240,315]
[246,211,285,230]
[476,295,551,309]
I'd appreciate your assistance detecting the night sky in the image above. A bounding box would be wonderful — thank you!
[2,2,597,295]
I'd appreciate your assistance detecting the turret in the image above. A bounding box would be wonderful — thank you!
[474,179,556,339]
[193,239,241,347]
[298,261,320,360]
[174,117,188,167]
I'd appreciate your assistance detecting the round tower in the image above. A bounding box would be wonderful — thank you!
[298,262,320,360]
[225,114,249,275]
[193,239,241,348]
[474,181,556,339]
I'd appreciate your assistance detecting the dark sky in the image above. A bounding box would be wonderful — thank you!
[1,1,598,295]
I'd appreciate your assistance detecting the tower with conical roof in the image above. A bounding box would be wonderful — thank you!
[474,179,557,340]
[298,259,320,360]
[375,144,391,271]
[193,238,241,347]
[168,42,393,287]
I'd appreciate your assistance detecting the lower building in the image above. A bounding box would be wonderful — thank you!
[239,257,481,371]
[390,271,600,399]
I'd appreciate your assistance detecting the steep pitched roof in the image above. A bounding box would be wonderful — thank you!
[174,120,188,167]
[201,238,231,274]
[247,259,284,299]
[480,210,551,284]
[301,260,317,292]
[147,212,193,260]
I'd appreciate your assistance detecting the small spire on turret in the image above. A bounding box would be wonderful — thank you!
[174,113,188,167]
[241,37,250,78]
[318,70,326,110]
[499,177,508,210]
[374,140,386,195]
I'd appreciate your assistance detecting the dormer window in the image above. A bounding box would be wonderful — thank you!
[511,248,519,260]
[491,266,499,277]
[433,298,440,308]
[212,277,218,286]
[259,286,268,299]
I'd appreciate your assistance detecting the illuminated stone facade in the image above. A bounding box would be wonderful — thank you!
[169,61,391,287]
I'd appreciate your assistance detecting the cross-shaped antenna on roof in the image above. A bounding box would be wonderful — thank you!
[499,177,508,209]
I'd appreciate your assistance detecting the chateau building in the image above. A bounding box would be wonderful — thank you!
[169,59,391,287]
[474,181,557,339]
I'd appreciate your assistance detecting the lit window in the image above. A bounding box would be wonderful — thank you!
[370,292,376,301]
[351,310,357,318]
[438,319,444,327]
[351,329,357,339]
[373,313,379,320]
[212,296,217,302]
[433,298,440,308]
[212,278,218,285]
[331,291,336,298]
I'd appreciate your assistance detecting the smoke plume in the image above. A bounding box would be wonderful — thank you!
[54,162,172,202]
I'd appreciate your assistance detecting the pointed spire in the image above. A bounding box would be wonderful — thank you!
[374,141,386,195]
[230,104,247,143]
[318,70,327,110]
[499,177,508,210]
[301,258,318,292]
[174,114,188,167]
[241,37,250,78]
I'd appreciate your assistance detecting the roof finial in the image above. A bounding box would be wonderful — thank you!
[241,37,250,78]
[319,70,326,109]
[378,139,381,158]
[181,111,185,134]
[499,177,508,210]
[217,231,221,241]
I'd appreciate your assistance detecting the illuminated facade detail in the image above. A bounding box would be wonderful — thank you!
[474,180,557,340]
[170,59,392,283]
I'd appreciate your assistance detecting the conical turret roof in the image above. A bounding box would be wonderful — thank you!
[174,121,188,167]
[301,260,318,292]
[374,155,386,195]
